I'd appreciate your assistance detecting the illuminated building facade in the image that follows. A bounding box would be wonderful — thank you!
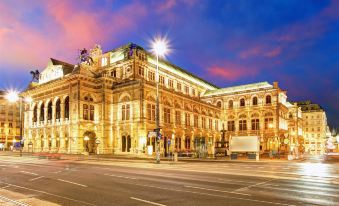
[0,90,21,149]
[297,101,329,155]
[22,44,222,155]
[201,82,290,154]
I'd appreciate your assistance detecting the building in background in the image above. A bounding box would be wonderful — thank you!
[201,81,290,156]
[286,102,303,157]
[0,90,21,149]
[297,101,329,155]
[21,44,221,156]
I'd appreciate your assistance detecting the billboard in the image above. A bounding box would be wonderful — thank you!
[230,136,259,152]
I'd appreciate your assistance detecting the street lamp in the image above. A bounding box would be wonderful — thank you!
[84,136,89,152]
[151,36,170,164]
[5,90,32,156]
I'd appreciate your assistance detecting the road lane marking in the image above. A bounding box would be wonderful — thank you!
[0,195,30,206]
[129,182,295,206]
[235,179,275,191]
[184,185,251,196]
[2,182,96,206]
[104,174,137,180]
[20,171,39,176]
[57,179,88,187]
[130,197,166,206]
[29,176,44,182]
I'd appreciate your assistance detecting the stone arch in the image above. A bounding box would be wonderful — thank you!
[119,92,131,102]
[83,131,97,154]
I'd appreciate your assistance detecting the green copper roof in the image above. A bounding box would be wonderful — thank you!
[203,81,273,97]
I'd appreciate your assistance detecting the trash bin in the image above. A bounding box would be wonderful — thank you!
[230,153,237,160]
[174,152,178,162]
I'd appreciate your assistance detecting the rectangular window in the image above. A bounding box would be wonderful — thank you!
[139,66,144,76]
[227,120,235,132]
[147,103,156,121]
[185,86,189,94]
[215,120,219,131]
[209,118,212,129]
[126,104,130,120]
[239,120,247,131]
[251,119,260,130]
[164,108,171,124]
[90,105,94,121]
[194,115,198,127]
[83,104,88,120]
[264,118,273,129]
[148,71,155,81]
[122,105,126,120]
[202,117,206,129]
[168,79,173,88]
[159,76,165,85]
[175,111,181,125]
[185,113,190,126]
[177,83,182,91]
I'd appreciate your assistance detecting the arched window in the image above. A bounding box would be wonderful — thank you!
[47,101,52,120]
[252,97,258,106]
[40,103,44,121]
[228,100,233,109]
[266,95,271,104]
[216,101,222,108]
[64,96,69,119]
[240,98,245,107]
[55,99,61,120]
[33,105,37,122]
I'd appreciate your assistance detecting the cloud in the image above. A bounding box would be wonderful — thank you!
[206,61,258,81]
[0,0,147,70]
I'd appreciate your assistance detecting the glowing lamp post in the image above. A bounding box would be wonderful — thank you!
[84,136,89,152]
[151,36,169,164]
[5,90,32,156]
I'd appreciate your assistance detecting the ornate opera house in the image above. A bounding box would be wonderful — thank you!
[22,43,292,156]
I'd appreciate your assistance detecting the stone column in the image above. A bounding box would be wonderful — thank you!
[60,103,65,122]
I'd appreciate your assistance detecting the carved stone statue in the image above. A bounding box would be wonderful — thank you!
[78,48,94,65]
[30,70,40,82]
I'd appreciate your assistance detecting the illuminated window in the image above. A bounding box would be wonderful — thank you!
[147,104,156,121]
[159,76,165,85]
[239,120,247,131]
[101,57,108,66]
[121,104,130,121]
[168,79,173,88]
[251,119,259,130]
[148,71,155,81]
[177,83,182,91]
[264,118,273,129]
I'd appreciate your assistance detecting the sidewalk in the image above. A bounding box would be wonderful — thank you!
[0,151,306,163]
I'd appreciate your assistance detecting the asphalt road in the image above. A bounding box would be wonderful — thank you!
[0,155,338,206]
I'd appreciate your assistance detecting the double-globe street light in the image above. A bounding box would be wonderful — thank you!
[151,36,169,164]
[5,90,32,156]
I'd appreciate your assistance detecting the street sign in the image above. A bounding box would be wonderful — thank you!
[148,131,156,138]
